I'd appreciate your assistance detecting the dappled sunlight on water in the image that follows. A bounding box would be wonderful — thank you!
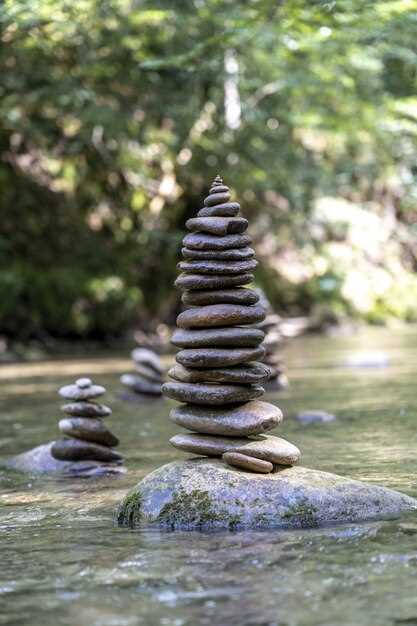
[1,327,417,625]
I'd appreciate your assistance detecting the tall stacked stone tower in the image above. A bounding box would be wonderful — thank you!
[163,176,300,474]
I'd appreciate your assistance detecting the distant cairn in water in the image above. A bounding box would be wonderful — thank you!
[120,347,165,398]
[51,377,123,464]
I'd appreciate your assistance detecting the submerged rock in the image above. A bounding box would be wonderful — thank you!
[116,458,417,531]
[3,442,125,477]
[295,410,337,424]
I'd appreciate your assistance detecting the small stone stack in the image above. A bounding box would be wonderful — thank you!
[120,348,164,397]
[51,377,123,464]
[256,291,289,390]
[162,175,300,474]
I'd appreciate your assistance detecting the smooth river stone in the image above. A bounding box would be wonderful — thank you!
[61,402,112,418]
[58,417,119,447]
[186,217,248,236]
[171,326,265,348]
[177,259,257,275]
[58,381,106,401]
[120,374,162,396]
[51,439,123,463]
[170,433,251,456]
[204,191,231,206]
[169,401,282,436]
[182,288,259,306]
[134,361,163,383]
[223,451,273,474]
[132,348,164,375]
[235,435,301,466]
[176,346,265,368]
[197,202,240,218]
[162,382,264,406]
[175,273,253,291]
[182,246,254,261]
[168,362,270,384]
[183,232,251,251]
[177,304,265,329]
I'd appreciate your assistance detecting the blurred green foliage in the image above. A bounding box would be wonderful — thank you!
[1,0,417,338]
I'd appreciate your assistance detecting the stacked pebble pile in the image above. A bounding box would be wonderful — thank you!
[163,176,300,474]
[51,377,123,464]
[256,291,289,390]
[120,347,164,397]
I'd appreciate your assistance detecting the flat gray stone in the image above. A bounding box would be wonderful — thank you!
[117,459,417,530]
[176,346,265,368]
[183,232,251,251]
[131,348,164,375]
[223,451,273,473]
[58,380,106,401]
[162,381,264,406]
[186,217,248,236]
[61,402,112,418]
[296,410,337,424]
[171,327,265,348]
[204,191,231,206]
[177,304,265,329]
[182,246,254,260]
[120,374,162,396]
[58,417,119,447]
[51,439,123,463]
[197,202,240,217]
[182,288,259,306]
[3,442,125,476]
[134,361,163,383]
[175,273,253,291]
[168,362,270,384]
[170,432,299,465]
[178,259,257,275]
[169,400,282,436]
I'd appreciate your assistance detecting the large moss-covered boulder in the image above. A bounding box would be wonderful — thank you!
[3,442,125,477]
[117,458,417,530]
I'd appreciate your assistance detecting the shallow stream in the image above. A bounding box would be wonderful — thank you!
[1,328,417,626]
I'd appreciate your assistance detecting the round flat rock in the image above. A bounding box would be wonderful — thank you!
[120,374,162,396]
[223,451,273,473]
[178,259,257,275]
[170,433,251,456]
[61,402,112,418]
[171,327,265,348]
[59,417,119,447]
[197,202,240,217]
[235,435,301,466]
[162,382,264,406]
[168,362,270,384]
[182,246,254,261]
[176,346,265,368]
[183,232,251,251]
[177,304,265,329]
[51,439,123,463]
[186,217,248,236]
[134,361,163,383]
[169,400,282,436]
[175,273,253,291]
[182,288,259,306]
[58,382,105,401]
[204,191,231,206]
[131,348,164,375]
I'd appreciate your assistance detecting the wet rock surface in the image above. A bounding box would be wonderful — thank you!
[117,459,417,530]
[120,347,164,398]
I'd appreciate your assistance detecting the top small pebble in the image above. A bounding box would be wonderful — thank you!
[59,377,106,400]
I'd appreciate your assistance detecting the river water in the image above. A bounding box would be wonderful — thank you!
[1,328,417,626]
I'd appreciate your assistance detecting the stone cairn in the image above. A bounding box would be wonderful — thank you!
[162,175,300,474]
[256,290,289,391]
[51,377,123,464]
[120,347,164,397]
